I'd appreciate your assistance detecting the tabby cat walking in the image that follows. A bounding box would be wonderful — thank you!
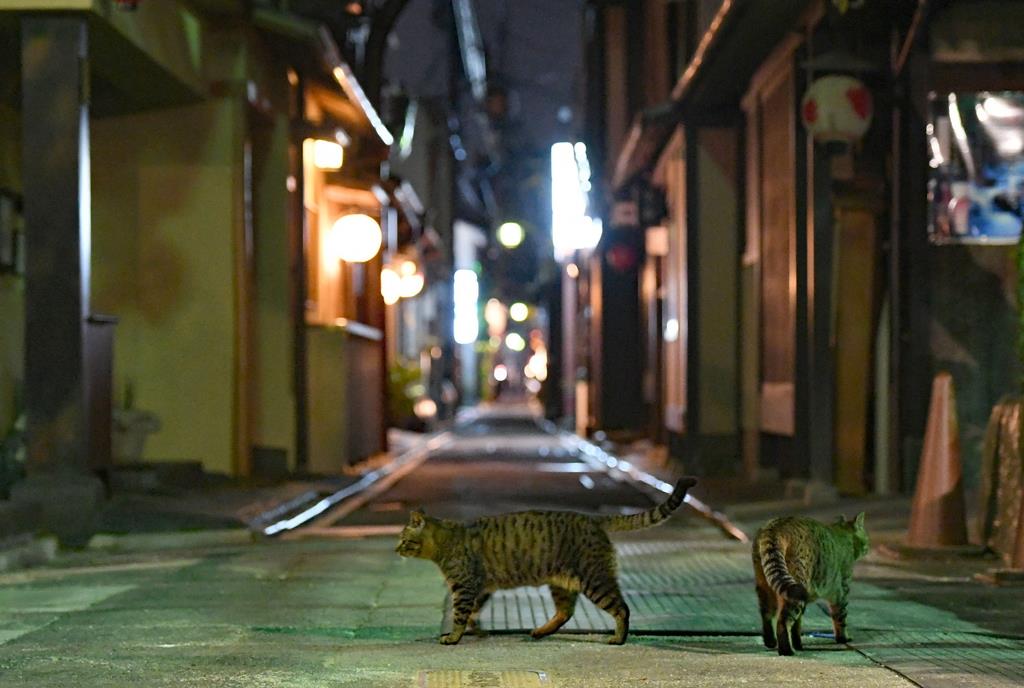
[396,477,698,645]
[752,514,869,655]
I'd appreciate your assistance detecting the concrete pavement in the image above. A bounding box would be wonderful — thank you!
[0,534,917,688]
[1,408,1022,686]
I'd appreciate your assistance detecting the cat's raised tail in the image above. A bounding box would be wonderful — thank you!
[600,477,698,532]
[756,534,809,602]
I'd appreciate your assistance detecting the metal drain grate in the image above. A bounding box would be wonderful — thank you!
[443,542,797,635]
[443,541,995,636]
[418,670,550,687]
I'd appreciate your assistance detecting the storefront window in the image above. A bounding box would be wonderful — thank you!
[928,91,1024,244]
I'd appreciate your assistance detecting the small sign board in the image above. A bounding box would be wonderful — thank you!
[610,201,639,227]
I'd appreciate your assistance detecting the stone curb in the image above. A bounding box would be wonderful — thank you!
[87,528,254,552]
[0,535,58,573]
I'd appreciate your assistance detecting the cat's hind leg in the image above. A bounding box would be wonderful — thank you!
[775,600,804,656]
[791,610,804,651]
[531,586,578,639]
[829,581,851,643]
[582,578,630,645]
[755,583,778,648]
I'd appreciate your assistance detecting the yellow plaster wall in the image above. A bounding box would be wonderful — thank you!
[91,98,241,474]
[245,35,301,469]
[253,112,297,467]
[696,127,739,436]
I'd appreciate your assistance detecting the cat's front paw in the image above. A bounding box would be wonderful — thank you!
[835,633,851,644]
[439,632,463,645]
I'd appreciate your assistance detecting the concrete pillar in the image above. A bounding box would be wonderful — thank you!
[12,16,104,547]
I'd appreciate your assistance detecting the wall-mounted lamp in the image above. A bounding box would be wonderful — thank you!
[305,138,344,170]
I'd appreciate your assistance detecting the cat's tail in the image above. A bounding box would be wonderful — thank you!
[757,535,808,603]
[600,477,697,532]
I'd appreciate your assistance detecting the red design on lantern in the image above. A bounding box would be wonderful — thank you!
[846,86,872,120]
[802,99,818,125]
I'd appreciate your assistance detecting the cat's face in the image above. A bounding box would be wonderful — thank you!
[396,509,433,558]
[836,512,870,559]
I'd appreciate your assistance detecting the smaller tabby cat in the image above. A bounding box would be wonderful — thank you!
[752,513,869,656]
[395,477,698,645]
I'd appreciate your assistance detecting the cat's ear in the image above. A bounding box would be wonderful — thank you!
[835,514,848,525]
[853,512,866,530]
[409,509,426,527]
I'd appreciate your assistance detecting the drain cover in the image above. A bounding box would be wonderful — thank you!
[418,670,550,687]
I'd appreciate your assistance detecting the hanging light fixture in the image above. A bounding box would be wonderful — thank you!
[380,266,401,305]
[799,1,876,146]
[397,257,425,298]
[329,213,382,263]
[801,75,873,144]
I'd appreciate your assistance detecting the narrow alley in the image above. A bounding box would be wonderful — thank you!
[3,2,1024,686]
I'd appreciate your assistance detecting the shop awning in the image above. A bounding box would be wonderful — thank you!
[0,6,207,118]
[253,8,394,150]
[611,0,814,191]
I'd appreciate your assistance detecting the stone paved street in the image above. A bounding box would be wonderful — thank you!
[2,412,1022,687]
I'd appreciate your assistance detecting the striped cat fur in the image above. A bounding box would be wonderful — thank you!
[752,514,869,655]
[396,476,698,645]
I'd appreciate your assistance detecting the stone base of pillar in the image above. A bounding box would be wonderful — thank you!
[10,473,105,548]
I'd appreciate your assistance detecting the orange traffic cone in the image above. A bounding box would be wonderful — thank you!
[905,372,969,548]
[977,485,1024,584]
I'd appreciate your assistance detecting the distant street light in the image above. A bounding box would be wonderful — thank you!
[497,221,525,249]
[505,332,526,352]
[484,298,508,336]
[509,302,529,322]
[551,142,602,260]
[453,269,480,344]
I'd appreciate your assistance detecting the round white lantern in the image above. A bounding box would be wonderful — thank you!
[380,266,401,305]
[801,75,873,143]
[329,213,382,263]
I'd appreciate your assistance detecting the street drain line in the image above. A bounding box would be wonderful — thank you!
[253,432,453,536]
[539,421,749,542]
